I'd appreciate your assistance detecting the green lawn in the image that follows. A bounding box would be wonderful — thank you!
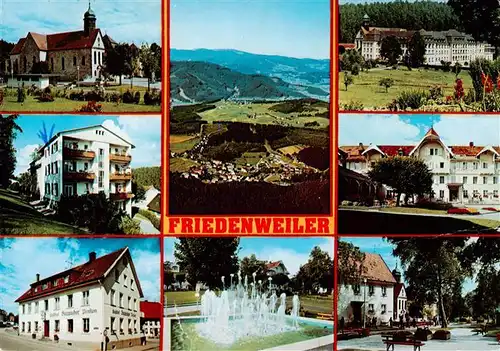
[379,207,447,215]
[1,95,160,112]
[339,67,473,109]
[235,152,266,166]
[166,291,201,306]
[170,137,200,153]
[0,189,87,234]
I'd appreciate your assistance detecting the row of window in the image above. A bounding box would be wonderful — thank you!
[436,175,498,185]
[21,291,89,314]
[45,161,59,176]
[439,189,499,199]
[44,141,59,158]
[22,318,90,334]
[110,317,138,335]
[353,284,388,297]
[45,183,59,196]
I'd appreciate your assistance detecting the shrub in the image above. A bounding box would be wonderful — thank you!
[393,90,428,110]
[78,101,103,113]
[351,63,361,76]
[341,200,353,206]
[415,328,433,341]
[17,86,26,103]
[121,216,142,234]
[144,89,161,105]
[429,85,444,100]
[69,89,86,101]
[35,92,54,102]
[109,92,121,104]
[341,100,363,111]
[441,61,452,72]
[138,209,160,231]
[432,329,451,340]
[415,198,453,211]
[379,77,394,92]
[134,91,140,104]
[122,90,135,104]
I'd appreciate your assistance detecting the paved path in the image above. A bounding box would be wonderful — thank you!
[134,215,160,234]
[0,329,159,351]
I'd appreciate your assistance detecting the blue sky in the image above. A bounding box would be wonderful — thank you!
[164,237,334,277]
[0,238,161,314]
[171,0,330,59]
[1,0,161,45]
[341,237,476,296]
[13,115,161,175]
[339,114,500,146]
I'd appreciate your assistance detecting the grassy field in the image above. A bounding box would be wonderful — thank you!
[234,151,266,165]
[170,157,198,172]
[170,135,200,153]
[1,95,161,112]
[339,67,473,109]
[0,189,86,234]
[166,291,200,306]
[200,101,329,128]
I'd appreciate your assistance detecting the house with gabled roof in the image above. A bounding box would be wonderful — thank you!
[16,247,144,346]
[339,127,500,204]
[265,261,289,276]
[9,2,114,82]
[338,253,397,326]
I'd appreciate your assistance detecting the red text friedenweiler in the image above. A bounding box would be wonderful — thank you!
[167,217,331,234]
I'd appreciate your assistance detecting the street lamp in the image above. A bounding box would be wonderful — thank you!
[363,278,367,329]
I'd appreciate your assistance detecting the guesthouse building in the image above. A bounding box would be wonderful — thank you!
[16,248,144,347]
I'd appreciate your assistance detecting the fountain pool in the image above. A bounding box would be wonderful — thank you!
[168,273,334,351]
[170,316,334,351]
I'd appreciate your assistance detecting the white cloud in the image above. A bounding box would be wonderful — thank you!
[434,115,500,146]
[102,116,161,168]
[15,144,39,175]
[1,0,161,45]
[339,114,421,145]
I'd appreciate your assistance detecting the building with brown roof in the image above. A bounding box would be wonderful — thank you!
[16,247,144,346]
[338,252,397,326]
[339,127,500,204]
[9,2,114,82]
[354,14,494,66]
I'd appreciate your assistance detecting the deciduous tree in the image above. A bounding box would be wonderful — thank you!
[407,31,426,68]
[174,238,240,289]
[0,114,22,188]
[380,36,403,65]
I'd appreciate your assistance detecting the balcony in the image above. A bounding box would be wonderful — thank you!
[63,148,95,160]
[110,192,134,201]
[63,171,96,181]
[109,153,132,164]
[110,172,133,182]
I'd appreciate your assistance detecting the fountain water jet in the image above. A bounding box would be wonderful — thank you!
[195,275,301,345]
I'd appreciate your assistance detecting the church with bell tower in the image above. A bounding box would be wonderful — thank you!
[9,2,116,81]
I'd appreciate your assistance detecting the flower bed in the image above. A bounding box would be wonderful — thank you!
[447,208,479,215]
[483,207,499,212]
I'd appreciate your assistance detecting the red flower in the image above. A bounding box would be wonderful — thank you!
[454,79,464,100]
[446,95,453,102]
[481,72,494,93]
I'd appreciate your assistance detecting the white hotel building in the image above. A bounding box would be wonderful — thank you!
[354,14,494,66]
[16,248,144,347]
[32,124,135,216]
[340,127,500,204]
[338,253,405,325]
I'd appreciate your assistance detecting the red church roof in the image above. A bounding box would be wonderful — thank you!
[10,38,26,55]
[10,29,101,55]
[140,301,162,320]
[424,127,440,138]
[16,248,127,303]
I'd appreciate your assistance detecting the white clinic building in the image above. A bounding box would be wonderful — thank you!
[32,124,135,216]
[354,14,494,66]
[338,253,397,325]
[16,248,144,347]
[340,127,500,204]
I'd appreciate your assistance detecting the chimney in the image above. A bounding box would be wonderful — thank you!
[36,273,40,282]
[469,142,474,147]
[89,252,96,262]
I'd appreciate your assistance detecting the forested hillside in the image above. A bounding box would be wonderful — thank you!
[133,167,161,189]
[340,1,462,43]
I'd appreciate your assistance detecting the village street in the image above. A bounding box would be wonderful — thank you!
[0,328,159,351]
